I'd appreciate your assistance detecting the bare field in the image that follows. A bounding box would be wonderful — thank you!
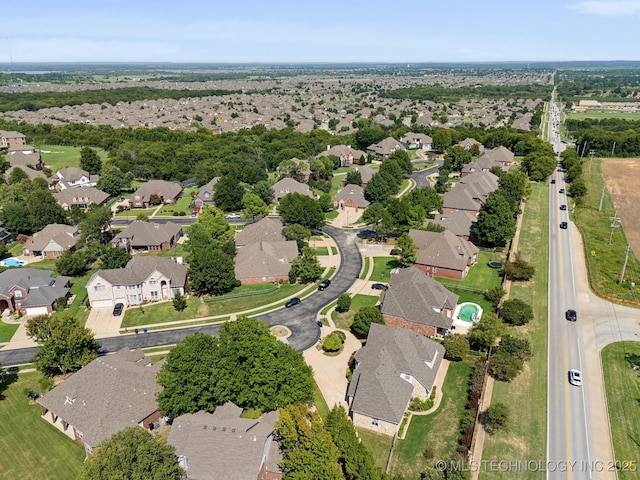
[601,158,640,258]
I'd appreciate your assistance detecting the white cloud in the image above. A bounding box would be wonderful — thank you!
[570,0,640,16]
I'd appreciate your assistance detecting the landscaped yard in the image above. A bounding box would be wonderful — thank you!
[356,428,394,470]
[332,294,379,330]
[390,357,475,478]
[0,320,19,343]
[156,187,198,216]
[0,372,85,479]
[121,282,310,328]
[481,182,549,480]
[369,256,400,283]
[601,341,640,480]
[114,207,157,217]
[438,250,505,291]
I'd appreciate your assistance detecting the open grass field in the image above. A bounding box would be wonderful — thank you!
[601,341,640,479]
[567,111,640,121]
[577,158,640,301]
[481,182,549,480]
[0,372,85,479]
[438,251,505,292]
[390,357,475,478]
[39,144,107,173]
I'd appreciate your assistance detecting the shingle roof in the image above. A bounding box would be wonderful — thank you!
[271,177,313,201]
[479,145,514,164]
[196,177,220,203]
[54,186,110,208]
[0,268,59,297]
[131,179,182,203]
[431,211,477,238]
[409,229,479,272]
[334,184,370,208]
[37,349,162,448]
[30,224,79,252]
[113,221,182,248]
[318,144,367,161]
[57,167,90,183]
[235,217,285,247]
[168,403,281,480]
[381,266,456,329]
[348,324,444,425]
[353,165,375,184]
[443,172,499,213]
[91,256,187,288]
[234,240,298,280]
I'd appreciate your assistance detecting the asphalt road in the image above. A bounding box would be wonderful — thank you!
[408,162,441,188]
[0,224,363,366]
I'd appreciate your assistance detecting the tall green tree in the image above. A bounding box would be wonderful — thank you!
[188,246,239,296]
[100,246,131,269]
[78,205,112,244]
[278,192,325,229]
[395,232,417,266]
[467,312,505,351]
[96,166,133,197]
[290,246,324,283]
[350,306,385,339]
[241,192,269,222]
[56,249,88,276]
[474,191,516,247]
[213,175,244,211]
[79,146,102,175]
[282,223,311,250]
[80,427,183,480]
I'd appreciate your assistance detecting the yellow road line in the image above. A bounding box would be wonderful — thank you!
[563,336,572,480]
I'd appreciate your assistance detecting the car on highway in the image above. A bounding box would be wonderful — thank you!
[112,302,124,316]
[285,297,301,308]
[565,309,577,322]
[559,188,565,194]
[560,204,567,210]
[318,279,331,291]
[568,369,583,386]
[226,213,241,219]
[371,283,388,290]
[560,221,568,229]
[550,179,556,184]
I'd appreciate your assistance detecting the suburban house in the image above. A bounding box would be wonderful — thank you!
[235,217,286,247]
[341,165,375,187]
[380,266,458,337]
[456,137,484,151]
[477,145,514,169]
[193,177,220,212]
[168,403,282,480]
[52,167,99,190]
[24,224,80,258]
[271,177,314,203]
[333,184,370,210]
[460,154,504,177]
[442,172,499,217]
[0,130,27,149]
[6,148,45,171]
[278,157,311,182]
[400,132,434,150]
[367,137,405,159]
[54,186,110,211]
[0,268,70,316]
[5,165,47,182]
[86,256,187,308]
[347,323,445,436]
[111,221,183,253]
[130,179,183,208]
[37,349,163,456]
[430,211,478,243]
[235,240,298,284]
[318,144,367,166]
[408,229,479,280]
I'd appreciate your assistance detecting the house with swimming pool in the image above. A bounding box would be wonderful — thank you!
[380,266,458,338]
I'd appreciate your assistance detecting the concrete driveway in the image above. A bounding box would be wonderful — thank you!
[85,306,124,338]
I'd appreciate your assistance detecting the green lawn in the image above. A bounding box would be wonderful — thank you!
[313,246,329,256]
[360,256,370,280]
[0,320,19,343]
[39,144,107,172]
[370,256,401,282]
[121,282,308,328]
[114,207,157,217]
[481,182,549,480]
[601,341,640,479]
[0,372,85,479]
[333,294,379,330]
[53,268,96,326]
[567,111,640,121]
[439,251,505,291]
[357,428,394,470]
[157,187,198,216]
[390,357,475,477]
[575,158,640,301]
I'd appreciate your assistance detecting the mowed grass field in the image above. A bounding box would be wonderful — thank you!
[0,372,85,479]
[481,182,549,480]
[601,341,640,479]
[39,145,108,172]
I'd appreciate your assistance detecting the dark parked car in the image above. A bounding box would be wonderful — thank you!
[112,302,124,316]
[565,309,577,322]
[285,297,301,308]
[390,248,400,255]
[551,179,556,184]
[371,283,388,291]
[559,188,565,194]
[318,279,331,291]
[560,204,567,210]
[560,221,568,229]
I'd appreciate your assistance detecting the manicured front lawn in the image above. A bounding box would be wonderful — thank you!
[481,182,549,480]
[0,320,19,343]
[0,372,85,479]
[313,246,329,256]
[157,187,198,216]
[332,294,379,330]
[390,357,474,477]
[601,341,640,479]
[53,268,96,326]
[114,207,157,217]
[438,251,505,291]
[370,256,400,283]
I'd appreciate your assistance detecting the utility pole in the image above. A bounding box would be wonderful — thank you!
[612,142,616,156]
[619,243,631,284]
[580,141,588,159]
[598,184,606,211]
[609,214,621,244]
[589,149,596,173]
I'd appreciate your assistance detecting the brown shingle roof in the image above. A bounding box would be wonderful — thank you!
[234,240,298,280]
[131,179,182,204]
[55,186,110,208]
[30,223,79,251]
[93,256,187,288]
[113,221,182,248]
[409,229,479,271]
[235,217,285,247]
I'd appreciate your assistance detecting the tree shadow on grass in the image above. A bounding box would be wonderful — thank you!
[0,366,19,401]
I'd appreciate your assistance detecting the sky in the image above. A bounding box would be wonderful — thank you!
[2,0,636,63]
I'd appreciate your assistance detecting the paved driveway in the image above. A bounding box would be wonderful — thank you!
[85,306,123,338]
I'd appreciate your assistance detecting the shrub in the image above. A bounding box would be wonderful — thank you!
[489,351,524,382]
[334,330,346,343]
[322,332,343,352]
[484,286,506,310]
[500,298,534,325]
[336,293,351,313]
[442,333,470,361]
[481,402,511,434]
[502,258,535,281]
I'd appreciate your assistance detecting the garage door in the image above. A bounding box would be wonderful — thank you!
[114,298,126,305]
[25,306,50,316]
[91,299,113,308]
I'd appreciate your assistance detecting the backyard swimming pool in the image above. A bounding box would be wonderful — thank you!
[452,302,483,329]
[0,257,26,267]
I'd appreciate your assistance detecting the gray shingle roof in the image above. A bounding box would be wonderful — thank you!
[478,145,514,164]
[334,184,370,208]
[57,167,90,183]
[37,349,162,448]
[30,224,79,251]
[381,266,456,329]
[196,177,220,203]
[431,211,477,238]
[443,172,499,213]
[131,179,182,204]
[348,324,444,425]
[54,186,110,208]
[353,165,375,184]
[235,217,285,247]
[234,241,298,280]
[168,403,281,480]
[91,256,187,288]
[113,221,182,248]
[409,229,479,272]
[271,177,313,201]
[0,268,69,300]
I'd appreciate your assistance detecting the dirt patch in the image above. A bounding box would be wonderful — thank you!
[601,158,640,258]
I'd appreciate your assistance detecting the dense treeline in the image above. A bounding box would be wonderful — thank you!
[382,84,552,102]
[556,69,640,100]
[564,119,640,157]
[0,86,249,112]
